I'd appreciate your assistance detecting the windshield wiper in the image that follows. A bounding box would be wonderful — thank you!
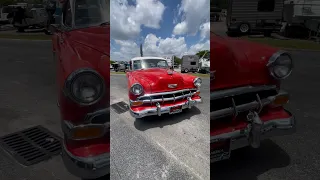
[100,22,110,26]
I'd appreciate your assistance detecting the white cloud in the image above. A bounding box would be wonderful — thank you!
[111,34,209,61]
[199,22,210,40]
[110,0,165,40]
[173,0,210,36]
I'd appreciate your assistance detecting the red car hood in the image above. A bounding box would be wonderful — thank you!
[69,26,109,55]
[131,68,189,93]
[210,35,278,91]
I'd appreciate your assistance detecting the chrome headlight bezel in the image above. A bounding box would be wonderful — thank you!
[64,68,105,106]
[267,50,293,80]
[130,83,144,96]
[193,77,202,88]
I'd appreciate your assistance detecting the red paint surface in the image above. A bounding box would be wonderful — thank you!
[210,35,279,91]
[53,25,110,158]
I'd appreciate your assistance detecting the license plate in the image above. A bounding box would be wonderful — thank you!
[169,105,182,114]
[211,139,231,162]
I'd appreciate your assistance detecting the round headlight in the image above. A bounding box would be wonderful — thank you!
[65,69,105,105]
[267,51,293,79]
[194,78,202,87]
[130,83,143,95]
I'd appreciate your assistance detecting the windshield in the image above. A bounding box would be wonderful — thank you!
[74,0,109,28]
[132,59,169,70]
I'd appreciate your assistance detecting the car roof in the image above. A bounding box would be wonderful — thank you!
[131,56,166,61]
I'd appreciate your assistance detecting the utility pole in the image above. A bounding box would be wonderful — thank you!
[140,44,143,57]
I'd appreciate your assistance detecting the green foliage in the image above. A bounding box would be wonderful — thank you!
[0,0,16,6]
[172,56,182,65]
[196,50,210,59]
[212,0,228,9]
[110,60,115,64]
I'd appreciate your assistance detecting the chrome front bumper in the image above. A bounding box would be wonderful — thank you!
[210,112,296,163]
[130,97,202,118]
[61,142,110,179]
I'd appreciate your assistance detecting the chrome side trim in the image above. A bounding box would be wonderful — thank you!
[84,107,110,123]
[130,97,202,118]
[61,142,110,179]
[211,85,277,100]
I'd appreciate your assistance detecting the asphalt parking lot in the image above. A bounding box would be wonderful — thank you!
[0,39,78,180]
[110,74,210,180]
[211,51,320,180]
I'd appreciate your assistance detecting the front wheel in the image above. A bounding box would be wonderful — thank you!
[184,69,189,73]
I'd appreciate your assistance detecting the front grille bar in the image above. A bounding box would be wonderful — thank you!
[211,94,275,120]
[137,89,198,103]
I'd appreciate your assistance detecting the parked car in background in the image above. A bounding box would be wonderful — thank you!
[210,33,295,162]
[51,0,110,179]
[127,57,202,118]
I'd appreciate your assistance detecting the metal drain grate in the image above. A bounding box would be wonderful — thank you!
[111,101,129,114]
[0,125,62,166]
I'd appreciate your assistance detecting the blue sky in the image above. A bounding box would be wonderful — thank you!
[110,0,210,61]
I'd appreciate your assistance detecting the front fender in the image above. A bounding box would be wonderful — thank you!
[127,72,152,100]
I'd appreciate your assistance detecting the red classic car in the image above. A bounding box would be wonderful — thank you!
[127,57,202,118]
[210,34,296,162]
[51,0,110,179]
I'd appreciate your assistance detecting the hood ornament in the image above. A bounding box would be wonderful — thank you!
[168,84,177,88]
[167,69,173,75]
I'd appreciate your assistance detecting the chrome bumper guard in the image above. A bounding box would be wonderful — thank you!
[61,142,110,179]
[130,97,202,118]
[210,110,296,163]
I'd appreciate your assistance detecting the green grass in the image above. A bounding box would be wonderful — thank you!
[244,37,320,50]
[110,71,209,77]
[0,34,51,40]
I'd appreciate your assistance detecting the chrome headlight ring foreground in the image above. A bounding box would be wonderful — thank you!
[193,77,202,88]
[130,83,144,95]
[267,50,293,80]
[64,68,105,106]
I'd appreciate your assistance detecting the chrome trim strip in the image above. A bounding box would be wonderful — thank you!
[61,142,110,179]
[211,85,277,100]
[130,97,202,118]
[210,114,296,163]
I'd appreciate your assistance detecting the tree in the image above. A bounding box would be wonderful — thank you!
[173,56,182,65]
[196,50,210,59]
[110,60,115,64]
[0,0,16,6]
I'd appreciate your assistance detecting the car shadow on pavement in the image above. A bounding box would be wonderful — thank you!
[211,139,291,180]
[133,107,202,131]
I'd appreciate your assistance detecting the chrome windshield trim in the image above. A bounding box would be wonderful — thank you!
[211,85,277,100]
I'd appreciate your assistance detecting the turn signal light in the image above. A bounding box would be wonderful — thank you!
[194,91,200,96]
[71,126,105,140]
[131,101,143,106]
[272,93,289,107]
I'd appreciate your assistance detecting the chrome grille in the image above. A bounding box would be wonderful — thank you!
[137,89,198,104]
[211,86,278,120]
